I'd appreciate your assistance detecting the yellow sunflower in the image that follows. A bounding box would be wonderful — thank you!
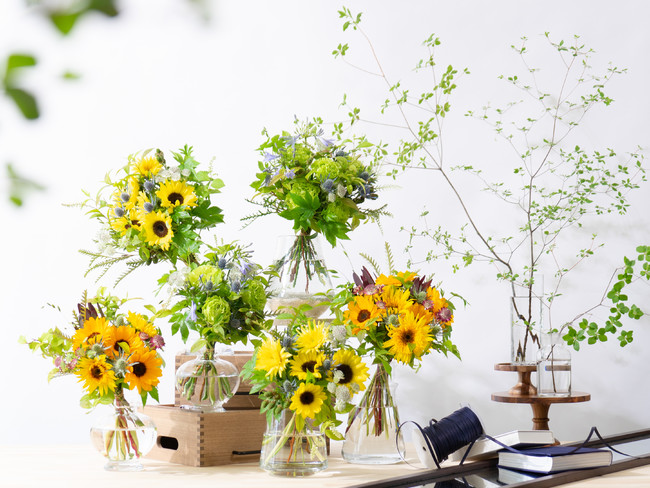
[383,311,433,364]
[427,287,454,326]
[331,349,369,392]
[127,311,157,338]
[344,295,381,335]
[156,180,198,210]
[294,320,328,354]
[73,316,111,351]
[133,156,162,176]
[104,325,144,358]
[110,209,142,236]
[143,210,173,250]
[76,355,116,396]
[125,348,163,393]
[380,286,413,317]
[290,382,327,419]
[254,337,291,379]
[290,350,325,380]
[375,274,402,287]
[410,302,435,323]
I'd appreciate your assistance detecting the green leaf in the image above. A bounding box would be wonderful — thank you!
[49,11,82,35]
[5,54,36,73]
[190,338,207,353]
[5,87,39,119]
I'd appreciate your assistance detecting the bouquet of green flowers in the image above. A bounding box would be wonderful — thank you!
[162,242,272,410]
[81,145,225,281]
[243,315,369,470]
[245,120,386,304]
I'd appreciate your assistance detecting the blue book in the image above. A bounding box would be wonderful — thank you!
[498,445,612,473]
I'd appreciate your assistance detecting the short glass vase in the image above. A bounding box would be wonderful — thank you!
[260,409,328,476]
[537,332,572,397]
[175,346,241,412]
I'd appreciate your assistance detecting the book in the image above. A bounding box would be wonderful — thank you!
[498,445,613,474]
[449,429,556,461]
[498,466,543,484]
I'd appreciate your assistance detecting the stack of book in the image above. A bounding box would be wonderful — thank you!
[497,445,613,474]
[449,429,555,462]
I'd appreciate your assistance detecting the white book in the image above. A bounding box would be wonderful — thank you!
[498,445,613,474]
[449,430,556,461]
[498,466,542,484]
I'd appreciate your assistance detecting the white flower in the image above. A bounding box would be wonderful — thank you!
[96,229,111,246]
[327,193,336,203]
[167,266,190,291]
[335,385,351,403]
[331,325,347,345]
[335,398,347,411]
[181,168,191,178]
[332,369,344,384]
[327,382,337,394]
[336,184,347,198]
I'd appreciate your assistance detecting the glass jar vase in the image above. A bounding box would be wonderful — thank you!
[89,391,156,471]
[341,363,405,464]
[259,409,328,476]
[268,231,332,320]
[510,286,544,365]
[175,345,241,412]
[536,332,571,397]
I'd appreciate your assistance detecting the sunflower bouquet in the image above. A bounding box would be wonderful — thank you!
[242,316,369,470]
[81,145,225,282]
[162,241,273,411]
[22,290,165,463]
[245,120,386,303]
[329,267,459,456]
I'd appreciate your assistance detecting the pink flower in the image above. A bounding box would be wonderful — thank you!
[150,335,165,350]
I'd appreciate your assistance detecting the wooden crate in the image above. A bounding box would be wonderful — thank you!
[142,404,267,467]
[174,351,261,410]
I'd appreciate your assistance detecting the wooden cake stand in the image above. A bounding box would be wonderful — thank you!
[492,362,590,430]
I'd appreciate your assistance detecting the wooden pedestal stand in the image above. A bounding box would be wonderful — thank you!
[492,362,590,431]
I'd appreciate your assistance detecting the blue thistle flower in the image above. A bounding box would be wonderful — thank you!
[217,257,227,269]
[231,280,241,293]
[321,179,335,193]
[120,192,130,203]
[114,207,125,218]
[143,202,154,213]
[143,179,155,192]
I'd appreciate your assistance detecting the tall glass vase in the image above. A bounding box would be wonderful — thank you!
[510,281,545,364]
[341,363,405,464]
[260,409,328,476]
[89,389,156,471]
[175,345,241,412]
[268,230,332,319]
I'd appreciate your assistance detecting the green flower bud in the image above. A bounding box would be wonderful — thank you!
[202,296,231,327]
[311,157,341,180]
[241,279,267,311]
[188,264,223,287]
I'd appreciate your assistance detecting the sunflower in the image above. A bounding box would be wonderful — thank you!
[133,156,162,177]
[344,294,381,334]
[427,287,454,326]
[125,348,163,393]
[143,210,173,250]
[156,180,198,209]
[127,311,157,339]
[110,208,142,236]
[73,316,111,351]
[290,350,325,380]
[375,274,401,287]
[76,356,116,396]
[104,325,144,358]
[331,349,369,392]
[409,302,435,324]
[254,337,291,379]
[294,320,328,354]
[290,382,326,419]
[380,286,413,317]
[383,311,433,364]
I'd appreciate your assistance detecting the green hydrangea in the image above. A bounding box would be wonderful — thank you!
[286,179,320,209]
[323,199,351,223]
[281,144,312,167]
[202,296,231,327]
[241,279,267,311]
[338,156,364,179]
[187,264,223,287]
[311,157,341,180]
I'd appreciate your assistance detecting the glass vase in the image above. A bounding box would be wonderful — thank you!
[537,332,572,397]
[341,363,405,464]
[259,409,328,476]
[510,286,544,365]
[268,230,332,320]
[175,345,241,412]
[89,390,156,471]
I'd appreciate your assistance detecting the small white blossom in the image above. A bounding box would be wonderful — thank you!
[335,399,347,411]
[96,229,111,246]
[332,325,347,344]
[336,184,347,198]
[332,369,344,384]
[168,266,190,290]
[327,193,336,203]
[327,382,337,394]
[181,168,191,178]
[335,385,351,403]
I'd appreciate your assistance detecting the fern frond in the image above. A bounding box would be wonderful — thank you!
[385,241,397,274]
[359,252,382,275]
[115,259,147,286]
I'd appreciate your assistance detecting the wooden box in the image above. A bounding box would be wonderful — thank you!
[175,351,262,410]
[142,404,267,467]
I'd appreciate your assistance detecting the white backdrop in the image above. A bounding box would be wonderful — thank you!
[1,0,649,447]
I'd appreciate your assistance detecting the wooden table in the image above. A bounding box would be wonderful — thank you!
[491,391,591,430]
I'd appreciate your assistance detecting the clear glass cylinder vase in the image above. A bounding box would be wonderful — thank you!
[510,293,544,365]
[260,409,328,476]
[89,392,156,471]
[341,364,405,464]
[268,231,332,319]
[537,332,572,397]
[175,346,241,412]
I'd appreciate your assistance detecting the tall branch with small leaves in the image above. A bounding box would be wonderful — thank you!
[333,8,646,352]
